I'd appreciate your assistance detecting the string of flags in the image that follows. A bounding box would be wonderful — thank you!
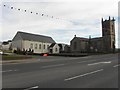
[2,4,64,20]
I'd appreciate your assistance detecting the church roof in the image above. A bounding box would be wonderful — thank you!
[75,37,89,41]
[91,37,103,41]
[74,37,103,41]
[49,43,56,47]
[13,31,55,43]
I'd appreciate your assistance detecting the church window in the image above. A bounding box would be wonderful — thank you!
[39,44,41,49]
[44,45,46,49]
[55,48,58,52]
[30,43,33,49]
[35,44,37,49]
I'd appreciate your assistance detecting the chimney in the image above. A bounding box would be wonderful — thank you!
[74,35,76,37]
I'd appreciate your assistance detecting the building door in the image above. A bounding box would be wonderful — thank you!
[50,49,53,53]
[112,41,115,53]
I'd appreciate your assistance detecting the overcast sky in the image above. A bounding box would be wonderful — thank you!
[0,0,119,47]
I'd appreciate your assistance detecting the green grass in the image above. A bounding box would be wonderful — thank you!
[2,55,32,60]
[3,50,13,53]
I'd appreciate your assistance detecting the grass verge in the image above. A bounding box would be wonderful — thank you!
[2,54,32,60]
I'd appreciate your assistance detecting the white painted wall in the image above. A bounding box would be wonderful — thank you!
[23,40,51,54]
[52,44,60,54]
[2,42,12,50]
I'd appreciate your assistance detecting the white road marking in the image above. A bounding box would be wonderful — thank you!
[67,56,90,60]
[77,60,97,64]
[102,61,111,64]
[73,56,90,59]
[88,61,111,66]
[64,69,104,81]
[0,69,18,73]
[24,86,39,90]
[41,64,65,68]
[113,64,120,67]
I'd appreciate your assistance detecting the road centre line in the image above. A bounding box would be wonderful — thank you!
[41,59,95,68]
[0,69,18,73]
[70,56,91,60]
[24,86,39,90]
[113,64,120,67]
[41,64,65,68]
[77,60,97,64]
[88,61,112,66]
[64,69,104,81]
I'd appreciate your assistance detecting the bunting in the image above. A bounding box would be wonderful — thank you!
[2,4,65,21]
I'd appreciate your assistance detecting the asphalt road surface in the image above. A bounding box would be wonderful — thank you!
[2,54,119,89]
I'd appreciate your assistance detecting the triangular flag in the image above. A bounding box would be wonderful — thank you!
[11,7,13,9]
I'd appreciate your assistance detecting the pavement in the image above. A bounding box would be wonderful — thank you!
[1,53,119,89]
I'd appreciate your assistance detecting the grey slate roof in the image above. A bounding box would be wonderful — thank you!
[15,31,55,43]
[74,37,89,41]
[49,43,56,47]
[58,44,62,49]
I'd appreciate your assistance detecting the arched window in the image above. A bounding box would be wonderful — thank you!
[35,44,37,49]
[39,44,41,49]
[30,43,33,49]
[44,45,46,49]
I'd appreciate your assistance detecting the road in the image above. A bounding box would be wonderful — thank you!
[2,54,119,89]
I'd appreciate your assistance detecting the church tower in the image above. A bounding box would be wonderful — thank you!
[102,16,115,52]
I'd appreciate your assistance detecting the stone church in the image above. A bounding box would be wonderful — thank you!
[70,16,115,53]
